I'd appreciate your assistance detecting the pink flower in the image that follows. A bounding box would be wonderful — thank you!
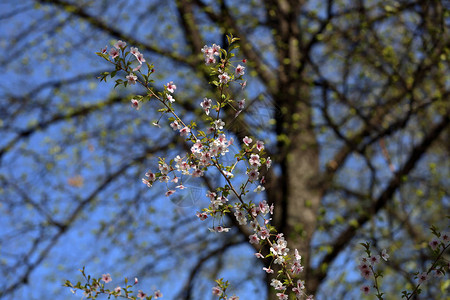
[243,136,252,146]
[238,99,245,109]
[218,73,230,84]
[254,253,264,259]
[291,261,304,274]
[101,46,108,54]
[235,64,245,76]
[294,249,301,261]
[134,277,138,284]
[114,286,121,293]
[196,212,208,221]
[263,267,274,273]
[200,98,212,115]
[205,55,216,65]
[126,73,137,85]
[109,48,119,59]
[211,44,221,56]
[249,154,261,168]
[360,285,370,295]
[381,249,389,261]
[192,168,204,177]
[249,234,260,244]
[136,52,145,64]
[259,227,270,240]
[271,279,284,290]
[131,99,140,110]
[165,190,175,196]
[247,169,259,182]
[114,40,127,49]
[102,273,112,283]
[170,120,182,130]
[369,255,380,265]
[418,272,428,283]
[256,140,265,151]
[212,286,222,296]
[137,290,147,299]
[266,157,272,169]
[429,238,440,250]
[142,178,152,187]
[276,293,288,300]
[179,126,190,136]
[214,119,225,130]
[166,81,176,93]
[130,47,139,56]
[441,232,449,244]
[154,290,163,298]
[167,94,175,103]
[360,268,371,280]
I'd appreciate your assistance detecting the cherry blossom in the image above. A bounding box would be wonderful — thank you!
[196,212,208,221]
[101,45,107,54]
[235,64,245,76]
[109,48,119,59]
[418,272,428,284]
[101,273,112,283]
[114,40,127,49]
[170,120,182,130]
[131,99,140,110]
[270,279,284,290]
[165,190,175,196]
[247,169,259,182]
[249,154,261,168]
[137,290,147,299]
[254,185,265,193]
[214,119,225,130]
[381,249,389,261]
[218,73,230,84]
[263,267,274,273]
[126,73,137,85]
[166,81,176,93]
[256,140,265,151]
[276,293,288,300]
[429,238,440,250]
[441,232,449,244]
[200,97,212,115]
[179,126,191,136]
[130,47,139,56]
[238,99,245,110]
[369,255,380,265]
[167,94,175,103]
[249,234,260,244]
[136,52,145,64]
[212,286,222,296]
[154,290,163,298]
[360,285,370,295]
[243,136,252,146]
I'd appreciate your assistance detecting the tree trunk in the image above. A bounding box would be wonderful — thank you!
[266,80,321,299]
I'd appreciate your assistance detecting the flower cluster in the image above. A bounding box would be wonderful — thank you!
[201,44,221,65]
[94,34,309,300]
[359,228,449,299]
[64,267,161,300]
